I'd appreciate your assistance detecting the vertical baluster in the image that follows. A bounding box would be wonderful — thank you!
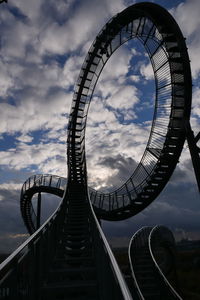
[36,193,42,230]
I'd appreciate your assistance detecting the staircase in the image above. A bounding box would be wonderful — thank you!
[129,226,182,300]
[41,186,99,300]
[133,246,160,300]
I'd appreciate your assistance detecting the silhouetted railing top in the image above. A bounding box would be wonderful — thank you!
[129,225,182,300]
[149,225,182,299]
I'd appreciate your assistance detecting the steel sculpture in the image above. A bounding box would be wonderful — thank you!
[129,225,182,299]
[20,2,194,233]
[0,2,195,300]
[67,2,192,220]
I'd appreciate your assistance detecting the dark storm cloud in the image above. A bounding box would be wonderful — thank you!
[0,188,27,252]
[0,188,26,233]
[0,186,62,253]
[92,154,138,192]
[103,175,200,243]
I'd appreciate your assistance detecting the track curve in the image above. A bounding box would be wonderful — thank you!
[20,174,93,234]
[20,174,67,233]
[21,3,192,231]
[129,225,182,299]
[67,2,192,220]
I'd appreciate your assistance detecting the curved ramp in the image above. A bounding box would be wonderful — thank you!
[20,174,95,234]
[20,174,67,233]
[1,185,132,300]
[129,226,182,299]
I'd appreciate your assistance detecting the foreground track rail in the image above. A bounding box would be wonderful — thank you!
[129,226,182,300]
[0,184,132,300]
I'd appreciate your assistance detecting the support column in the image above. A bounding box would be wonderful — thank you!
[36,192,42,229]
[186,122,200,193]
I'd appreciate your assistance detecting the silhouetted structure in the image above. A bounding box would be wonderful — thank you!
[129,226,182,299]
[0,2,197,299]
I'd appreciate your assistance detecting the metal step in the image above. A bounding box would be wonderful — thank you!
[48,266,95,282]
[63,234,90,241]
[53,256,94,268]
[42,280,97,298]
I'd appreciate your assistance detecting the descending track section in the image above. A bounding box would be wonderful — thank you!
[0,183,132,300]
[129,226,182,300]
[67,2,192,220]
[20,174,67,233]
[20,174,95,234]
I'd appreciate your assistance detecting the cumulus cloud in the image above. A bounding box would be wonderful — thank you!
[0,183,22,191]
[0,61,14,97]
[130,75,140,83]
[0,90,71,135]
[170,0,200,78]
[86,118,150,190]
[107,85,139,110]
[0,142,67,177]
[140,62,154,80]
[16,134,33,143]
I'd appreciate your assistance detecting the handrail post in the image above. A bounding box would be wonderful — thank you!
[37,193,42,230]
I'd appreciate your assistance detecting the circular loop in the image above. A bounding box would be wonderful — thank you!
[67,3,192,220]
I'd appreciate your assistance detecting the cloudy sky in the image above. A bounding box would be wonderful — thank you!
[0,0,200,253]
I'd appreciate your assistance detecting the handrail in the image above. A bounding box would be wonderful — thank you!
[128,226,152,300]
[20,174,67,233]
[148,225,182,299]
[128,225,182,300]
[88,189,133,300]
[0,199,63,272]
[20,174,93,234]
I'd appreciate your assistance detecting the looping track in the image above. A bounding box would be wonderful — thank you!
[68,3,191,220]
[20,2,192,231]
[67,2,192,220]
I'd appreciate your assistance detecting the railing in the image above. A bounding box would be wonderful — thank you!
[128,226,152,300]
[88,191,133,300]
[20,174,67,233]
[0,198,66,299]
[149,225,182,299]
[21,174,67,194]
[128,225,182,300]
[20,174,97,234]
[1,185,133,300]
